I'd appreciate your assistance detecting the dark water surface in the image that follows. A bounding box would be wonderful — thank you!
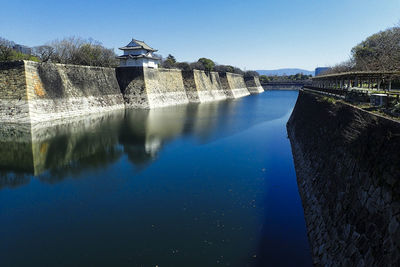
[0,91,311,266]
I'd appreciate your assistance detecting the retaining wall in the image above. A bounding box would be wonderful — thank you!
[287,90,400,266]
[1,61,258,123]
[115,67,147,108]
[244,76,264,94]
[117,67,189,108]
[219,72,250,98]
[182,70,227,103]
[144,68,189,108]
[0,61,125,123]
[0,61,30,123]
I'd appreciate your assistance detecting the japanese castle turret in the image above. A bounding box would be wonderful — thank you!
[117,39,160,68]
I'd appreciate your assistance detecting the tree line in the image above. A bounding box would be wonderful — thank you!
[326,24,400,74]
[0,36,119,67]
[160,54,259,77]
[0,37,259,76]
[0,37,39,62]
[259,73,312,83]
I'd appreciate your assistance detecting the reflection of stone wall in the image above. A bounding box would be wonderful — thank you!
[287,90,400,266]
[0,141,34,173]
[0,124,35,174]
[244,76,264,94]
[122,107,188,164]
[0,111,125,176]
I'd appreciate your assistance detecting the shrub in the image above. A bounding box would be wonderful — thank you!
[197,58,215,72]
[176,62,191,71]
[244,71,259,77]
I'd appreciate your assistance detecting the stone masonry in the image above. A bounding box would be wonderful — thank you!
[0,60,261,123]
[244,76,264,94]
[182,70,227,103]
[287,90,400,266]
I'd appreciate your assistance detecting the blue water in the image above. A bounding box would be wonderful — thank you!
[0,91,311,266]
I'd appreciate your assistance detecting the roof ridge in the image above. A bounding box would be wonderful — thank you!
[132,38,145,42]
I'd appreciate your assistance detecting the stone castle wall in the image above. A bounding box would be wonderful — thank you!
[0,61,30,123]
[219,72,251,98]
[115,67,147,108]
[25,61,125,123]
[226,72,251,98]
[287,90,400,266]
[0,61,125,123]
[0,61,259,123]
[143,68,190,108]
[244,76,264,94]
[117,67,252,108]
[182,70,227,103]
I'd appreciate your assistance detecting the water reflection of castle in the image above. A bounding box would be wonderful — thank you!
[0,97,288,189]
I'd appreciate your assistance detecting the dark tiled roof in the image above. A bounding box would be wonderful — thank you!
[119,39,157,52]
[117,54,161,60]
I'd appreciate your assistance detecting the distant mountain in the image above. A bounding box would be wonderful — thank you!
[256,68,314,76]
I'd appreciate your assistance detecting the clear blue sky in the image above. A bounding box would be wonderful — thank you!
[1,0,399,70]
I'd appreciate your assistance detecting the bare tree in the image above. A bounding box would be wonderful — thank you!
[48,37,118,67]
[326,24,400,74]
[33,45,54,62]
[350,25,400,71]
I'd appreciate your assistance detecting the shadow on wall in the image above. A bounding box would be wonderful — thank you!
[37,63,65,98]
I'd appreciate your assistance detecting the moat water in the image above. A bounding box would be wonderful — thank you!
[0,90,312,266]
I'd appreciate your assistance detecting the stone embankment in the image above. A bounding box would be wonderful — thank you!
[244,76,264,93]
[182,70,227,103]
[219,72,251,98]
[0,60,263,123]
[287,90,400,266]
[0,61,125,123]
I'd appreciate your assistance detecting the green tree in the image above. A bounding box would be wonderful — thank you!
[259,75,269,83]
[328,24,400,73]
[162,54,177,68]
[166,54,176,64]
[12,51,39,62]
[198,58,215,72]
[189,61,205,70]
[0,37,15,61]
[176,62,190,71]
[0,37,40,62]
[350,26,400,71]
[244,71,259,78]
[214,65,234,73]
